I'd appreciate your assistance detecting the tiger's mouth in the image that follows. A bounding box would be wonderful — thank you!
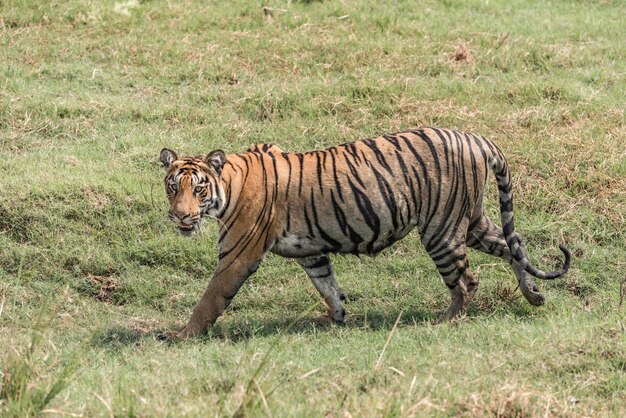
[177,223,200,237]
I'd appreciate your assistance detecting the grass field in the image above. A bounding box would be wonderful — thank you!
[1,0,625,416]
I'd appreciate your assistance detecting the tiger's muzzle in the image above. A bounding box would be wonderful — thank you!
[169,212,201,237]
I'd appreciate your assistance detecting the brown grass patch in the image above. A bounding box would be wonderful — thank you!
[87,274,118,303]
[450,42,474,63]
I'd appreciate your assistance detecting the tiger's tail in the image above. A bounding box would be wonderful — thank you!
[489,153,571,280]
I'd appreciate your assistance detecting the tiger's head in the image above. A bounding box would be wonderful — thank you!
[159,148,227,236]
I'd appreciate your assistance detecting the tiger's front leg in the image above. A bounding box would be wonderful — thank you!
[170,256,264,339]
[297,255,346,323]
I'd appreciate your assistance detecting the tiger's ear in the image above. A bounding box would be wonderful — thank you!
[160,148,178,168]
[205,150,226,175]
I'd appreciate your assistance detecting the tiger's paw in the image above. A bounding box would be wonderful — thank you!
[313,308,346,325]
[329,307,346,324]
[157,330,181,341]
[157,323,206,340]
[519,278,545,306]
[433,309,466,325]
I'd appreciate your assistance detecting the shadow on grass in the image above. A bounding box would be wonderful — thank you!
[212,307,438,343]
[90,308,437,348]
[215,300,548,343]
[91,325,161,350]
[91,297,547,348]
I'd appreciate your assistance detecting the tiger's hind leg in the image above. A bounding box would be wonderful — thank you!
[426,237,475,322]
[297,255,346,323]
[466,214,545,306]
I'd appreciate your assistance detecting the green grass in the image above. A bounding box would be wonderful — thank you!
[1,0,625,416]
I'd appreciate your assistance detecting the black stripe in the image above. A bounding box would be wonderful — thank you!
[500,197,513,212]
[331,189,364,245]
[297,153,304,196]
[393,150,413,222]
[369,163,399,231]
[464,133,480,200]
[329,148,345,202]
[468,216,483,232]
[431,128,451,173]
[345,143,362,164]
[347,177,380,253]
[400,135,431,233]
[283,153,292,200]
[310,189,342,251]
[383,134,403,151]
[498,179,512,194]
[302,257,330,269]
[316,152,324,196]
[303,204,314,237]
[363,139,394,175]
[311,270,333,279]
[341,150,367,188]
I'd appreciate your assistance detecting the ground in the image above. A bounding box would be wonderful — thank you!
[0,0,625,416]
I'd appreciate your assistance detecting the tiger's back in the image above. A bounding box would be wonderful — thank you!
[224,128,491,259]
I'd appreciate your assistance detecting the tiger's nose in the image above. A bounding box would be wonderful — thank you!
[169,212,197,226]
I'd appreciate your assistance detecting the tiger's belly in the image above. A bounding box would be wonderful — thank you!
[271,223,416,259]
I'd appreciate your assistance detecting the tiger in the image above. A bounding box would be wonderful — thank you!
[158,127,570,339]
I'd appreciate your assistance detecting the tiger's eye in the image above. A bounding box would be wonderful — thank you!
[171,183,178,191]
[194,186,203,193]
